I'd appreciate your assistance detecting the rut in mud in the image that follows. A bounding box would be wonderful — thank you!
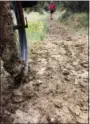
[1,16,88,123]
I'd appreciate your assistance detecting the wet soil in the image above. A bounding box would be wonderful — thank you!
[1,16,88,123]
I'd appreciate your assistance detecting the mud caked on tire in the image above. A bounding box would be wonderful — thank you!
[0,1,25,84]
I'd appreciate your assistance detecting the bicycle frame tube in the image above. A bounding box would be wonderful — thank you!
[13,1,28,67]
[17,2,25,25]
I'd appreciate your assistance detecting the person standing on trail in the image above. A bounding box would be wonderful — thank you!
[49,2,56,20]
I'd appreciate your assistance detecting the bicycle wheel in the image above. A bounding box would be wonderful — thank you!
[13,1,28,73]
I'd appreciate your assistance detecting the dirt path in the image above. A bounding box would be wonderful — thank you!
[1,16,88,123]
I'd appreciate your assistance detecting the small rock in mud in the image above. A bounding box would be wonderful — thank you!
[39,116,49,123]
[72,61,78,66]
[33,80,43,86]
[80,61,88,68]
[22,87,34,98]
[66,36,72,41]
[63,70,70,75]
[52,99,62,109]
[68,105,81,116]
[64,75,71,81]
[13,89,23,96]
[83,77,88,83]
[12,96,25,103]
[47,115,59,124]
[80,106,88,111]
[12,89,25,103]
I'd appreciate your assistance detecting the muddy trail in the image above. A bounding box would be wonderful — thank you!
[1,17,88,123]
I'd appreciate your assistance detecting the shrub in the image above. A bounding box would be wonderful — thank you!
[26,20,48,42]
[57,10,89,28]
[58,10,71,22]
[79,13,89,27]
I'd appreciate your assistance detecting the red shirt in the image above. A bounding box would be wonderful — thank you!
[49,3,55,11]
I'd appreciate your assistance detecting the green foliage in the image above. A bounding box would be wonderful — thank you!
[26,20,48,42]
[59,1,89,13]
[79,13,89,27]
[25,8,30,14]
[38,8,44,15]
[24,1,89,13]
[43,2,49,11]
[57,11,89,28]
[58,10,71,22]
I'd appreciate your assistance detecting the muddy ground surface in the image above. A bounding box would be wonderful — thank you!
[1,15,88,123]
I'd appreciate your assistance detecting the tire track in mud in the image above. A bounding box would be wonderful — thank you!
[1,18,88,123]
